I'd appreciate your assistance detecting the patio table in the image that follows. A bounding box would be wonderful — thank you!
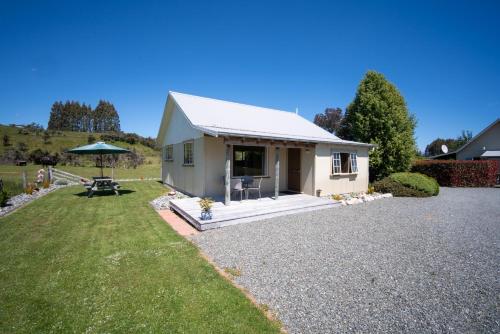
[84,177,120,197]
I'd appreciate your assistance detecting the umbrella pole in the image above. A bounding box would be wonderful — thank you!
[100,153,104,177]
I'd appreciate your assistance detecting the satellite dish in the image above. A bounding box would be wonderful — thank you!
[441,145,448,154]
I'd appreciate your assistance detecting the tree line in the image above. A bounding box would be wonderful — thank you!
[423,131,472,157]
[48,100,120,132]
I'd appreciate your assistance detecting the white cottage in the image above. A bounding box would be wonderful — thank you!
[157,92,374,204]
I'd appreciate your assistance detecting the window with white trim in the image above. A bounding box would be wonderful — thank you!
[183,142,193,165]
[350,153,358,173]
[164,145,173,161]
[332,151,358,174]
[332,152,341,174]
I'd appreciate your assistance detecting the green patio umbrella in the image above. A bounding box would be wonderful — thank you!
[67,141,130,177]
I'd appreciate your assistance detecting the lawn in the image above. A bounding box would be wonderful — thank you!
[0,182,280,333]
[57,163,160,179]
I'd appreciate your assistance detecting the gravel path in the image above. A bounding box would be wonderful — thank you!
[192,188,500,333]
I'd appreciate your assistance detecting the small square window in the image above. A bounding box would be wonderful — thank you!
[164,145,173,161]
[183,142,193,165]
[332,151,358,174]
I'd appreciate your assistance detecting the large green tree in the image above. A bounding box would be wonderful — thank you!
[339,71,417,180]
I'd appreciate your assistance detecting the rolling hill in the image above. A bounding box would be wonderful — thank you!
[0,124,161,188]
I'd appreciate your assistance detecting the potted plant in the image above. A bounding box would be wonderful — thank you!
[198,197,214,220]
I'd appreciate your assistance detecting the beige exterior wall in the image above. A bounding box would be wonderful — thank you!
[300,147,315,195]
[456,122,500,160]
[202,139,368,197]
[314,143,369,195]
[203,137,288,198]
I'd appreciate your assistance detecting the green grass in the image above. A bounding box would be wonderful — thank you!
[57,164,160,179]
[0,163,159,185]
[0,182,280,333]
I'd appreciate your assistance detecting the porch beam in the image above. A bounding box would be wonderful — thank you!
[225,144,231,205]
[274,147,280,200]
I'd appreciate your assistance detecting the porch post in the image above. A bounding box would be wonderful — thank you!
[274,146,280,199]
[225,144,231,205]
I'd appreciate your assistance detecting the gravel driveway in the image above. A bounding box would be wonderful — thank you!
[192,188,500,333]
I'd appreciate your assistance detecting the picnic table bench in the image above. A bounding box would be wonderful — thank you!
[84,177,121,197]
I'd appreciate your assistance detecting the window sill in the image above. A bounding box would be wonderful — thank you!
[183,164,194,167]
[164,159,174,162]
[331,173,358,177]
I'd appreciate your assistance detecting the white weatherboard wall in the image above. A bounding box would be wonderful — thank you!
[161,104,205,196]
[314,144,369,195]
[457,122,500,160]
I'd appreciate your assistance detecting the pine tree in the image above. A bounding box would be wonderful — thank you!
[94,100,120,132]
[48,101,64,130]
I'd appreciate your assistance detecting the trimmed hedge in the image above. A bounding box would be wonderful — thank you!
[373,172,439,197]
[412,160,499,187]
[390,172,439,196]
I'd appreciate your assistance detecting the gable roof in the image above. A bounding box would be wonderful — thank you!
[158,91,373,147]
[453,118,500,153]
[430,118,500,159]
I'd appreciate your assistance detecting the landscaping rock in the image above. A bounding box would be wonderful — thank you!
[150,189,189,210]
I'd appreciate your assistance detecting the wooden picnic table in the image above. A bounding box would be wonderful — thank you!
[84,176,121,197]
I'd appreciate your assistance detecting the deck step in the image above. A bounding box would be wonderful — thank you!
[169,195,341,231]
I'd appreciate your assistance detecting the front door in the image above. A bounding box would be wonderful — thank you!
[287,148,301,192]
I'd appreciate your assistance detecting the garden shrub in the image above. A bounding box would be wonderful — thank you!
[390,172,439,196]
[373,172,439,197]
[412,160,499,187]
[1,179,24,197]
[0,190,8,207]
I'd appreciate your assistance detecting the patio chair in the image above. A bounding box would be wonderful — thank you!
[245,177,262,199]
[231,179,245,201]
[241,176,254,188]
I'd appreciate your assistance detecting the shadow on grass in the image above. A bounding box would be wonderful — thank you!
[73,189,136,197]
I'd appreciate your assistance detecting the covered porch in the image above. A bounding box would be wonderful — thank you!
[220,136,316,205]
[169,193,340,231]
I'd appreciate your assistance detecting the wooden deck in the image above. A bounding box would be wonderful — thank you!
[169,194,341,231]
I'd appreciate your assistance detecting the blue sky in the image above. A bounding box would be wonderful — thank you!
[1,0,499,150]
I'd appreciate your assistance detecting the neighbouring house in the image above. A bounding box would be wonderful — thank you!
[157,92,374,204]
[431,118,500,171]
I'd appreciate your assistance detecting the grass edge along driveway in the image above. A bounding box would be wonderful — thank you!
[0,181,281,333]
